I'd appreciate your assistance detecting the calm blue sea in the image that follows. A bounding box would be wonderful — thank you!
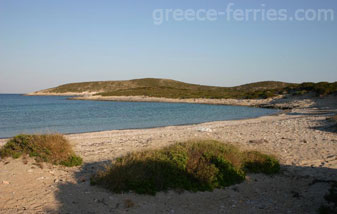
[0,94,278,138]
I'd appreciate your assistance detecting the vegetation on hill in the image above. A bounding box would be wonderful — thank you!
[0,134,82,167]
[90,140,280,195]
[36,78,337,99]
[286,82,337,97]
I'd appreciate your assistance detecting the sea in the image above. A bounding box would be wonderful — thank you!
[0,94,278,138]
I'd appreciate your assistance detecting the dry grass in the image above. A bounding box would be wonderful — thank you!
[0,134,82,167]
[91,140,280,195]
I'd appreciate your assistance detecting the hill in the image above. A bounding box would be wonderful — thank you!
[31,78,337,99]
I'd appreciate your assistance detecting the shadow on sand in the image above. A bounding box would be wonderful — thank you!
[45,161,337,214]
[286,108,337,134]
[311,121,337,134]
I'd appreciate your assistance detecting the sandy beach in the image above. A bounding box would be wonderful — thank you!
[0,96,336,214]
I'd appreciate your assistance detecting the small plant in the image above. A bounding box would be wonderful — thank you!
[91,140,280,195]
[60,154,83,167]
[0,134,82,167]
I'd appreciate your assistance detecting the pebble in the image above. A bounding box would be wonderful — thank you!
[197,127,213,132]
[248,139,268,144]
[54,178,64,183]
[2,180,10,185]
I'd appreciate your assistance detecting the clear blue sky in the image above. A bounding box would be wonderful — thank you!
[0,0,336,93]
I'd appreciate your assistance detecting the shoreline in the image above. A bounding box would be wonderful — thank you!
[0,95,336,213]
[26,92,321,109]
[66,106,337,165]
[0,109,282,142]
[26,92,276,106]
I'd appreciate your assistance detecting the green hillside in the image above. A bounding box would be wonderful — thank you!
[36,78,337,99]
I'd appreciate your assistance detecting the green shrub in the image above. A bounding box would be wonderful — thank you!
[243,151,280,174]
[0,134,82,167]
[60,154,83,167]
[91,140,279,195]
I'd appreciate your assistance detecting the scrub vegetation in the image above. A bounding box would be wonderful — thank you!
[0,134,82,167]
[90,140,280,195]
[38,78,337,99]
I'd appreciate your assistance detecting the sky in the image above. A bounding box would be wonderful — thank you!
[0,0,336,93]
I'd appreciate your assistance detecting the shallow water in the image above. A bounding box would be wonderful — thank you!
[0,94,278,138]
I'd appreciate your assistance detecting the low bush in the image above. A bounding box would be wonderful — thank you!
[243,151,280,174]
[91,140,280,195]
[0,134,82,167]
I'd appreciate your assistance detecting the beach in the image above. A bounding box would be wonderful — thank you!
[2,0,336,212]
[0,96,336,213]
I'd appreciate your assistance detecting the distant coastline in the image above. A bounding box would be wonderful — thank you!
[26,78,337,109]
[25,92,320,110]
